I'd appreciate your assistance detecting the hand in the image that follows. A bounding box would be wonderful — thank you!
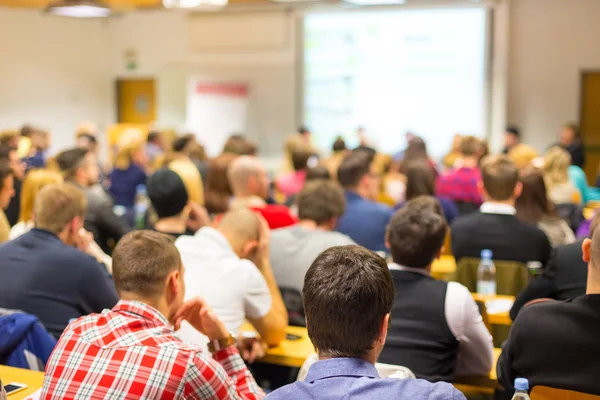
[173,297,229,341]
[76,229,94,253]
[186,202,211,233]
[237,336,266,364]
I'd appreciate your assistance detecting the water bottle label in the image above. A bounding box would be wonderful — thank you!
[477,281,496,295]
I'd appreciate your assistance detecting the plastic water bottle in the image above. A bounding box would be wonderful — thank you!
[477,249,496,295]
[512,378,530,399]
[134,184,149,230]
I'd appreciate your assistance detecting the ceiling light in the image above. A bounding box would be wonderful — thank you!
[46,0,111,18]
[163,0,227,8]
[344,0,405,5]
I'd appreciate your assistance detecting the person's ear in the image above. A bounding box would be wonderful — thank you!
[385,232,391,251]
[477,180,485,196]
[379,313,390,346]
[328,217,338,230]
[241,240,259,259]
[583,238,592,263]
[167,269,181,300]
[513,181,523,199]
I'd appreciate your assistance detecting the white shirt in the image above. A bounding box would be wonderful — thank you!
[175,227,272,348]
[389,263,494,376]
[480,202,517,215]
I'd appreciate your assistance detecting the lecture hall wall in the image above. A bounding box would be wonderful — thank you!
[0,0,599,157]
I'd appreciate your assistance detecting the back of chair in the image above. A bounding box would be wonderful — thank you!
[454,258,528,296]
[279,287,306,327]
[531,386,600,400]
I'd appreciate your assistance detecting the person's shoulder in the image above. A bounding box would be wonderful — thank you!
[451,212,481,230]
[386,377,465,399]
[322,230,357,245]
[266,382,301,399]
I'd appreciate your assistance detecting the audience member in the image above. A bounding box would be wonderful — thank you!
[282,126,316,172]
[109,133,148,208]
[270,180,355,295]
[442,134,462,169]
[568,162,600,204]
[336,150,393,253]
[205,153,236,215]
[323,136,348,178]
[268,245,465,400]
[436,135,483,209]
[41,230,265,399]
[0,129,20,149]
[176,209,287,347]
[169,134,205,205]
[0,183,117,338]
[399,136,436,176]
[223,134,257,156]
[497,215,600,398]
[502,125,520,154]
[189,141,210,182]
[146,130,164,166]
[17,124,35,159]
[22,129,50,170]
[397,161,459,224]
[0,160,14,243]
[543,146,581,205]
[306,165,331,181]
[507,143,538,170]
[559,122,585,168]
[228,156,297,229]
[147,168,208,238]
[0,144,25,226]
[452,155,552,264]
[57,148,128,253]
[515,167,575,247]
[276,148,312,198]
[379,196,493,382]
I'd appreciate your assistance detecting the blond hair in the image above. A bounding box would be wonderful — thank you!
[508,144,539,170]
[34,183,87,234]
[543,146,571,186]
[168,158,204,205]
[19,169,64,223]
[115,129,145,170]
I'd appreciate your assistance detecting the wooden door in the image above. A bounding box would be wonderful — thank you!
[116,79,156,124]
[579,72,600,183]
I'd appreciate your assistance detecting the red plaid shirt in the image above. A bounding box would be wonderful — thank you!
[435,167,483,205]
[41,300,265,400]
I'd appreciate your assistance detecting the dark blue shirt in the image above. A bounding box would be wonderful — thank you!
[396,197,459,224]
[109,164,147,207]
[0,229,118,338]
[267,358,464,400]
[336,191,394,252]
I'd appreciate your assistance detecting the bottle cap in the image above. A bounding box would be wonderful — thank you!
[514,378,529,391]
[480,249,492,260]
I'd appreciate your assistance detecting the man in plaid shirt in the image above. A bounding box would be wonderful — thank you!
[436,136,483,205]
[41,230,265,400]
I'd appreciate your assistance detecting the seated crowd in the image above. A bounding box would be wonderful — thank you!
[0,122,598,399]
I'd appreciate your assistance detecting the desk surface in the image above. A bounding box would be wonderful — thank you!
[431,256,456,279]
[0,366,44,400]
[472,293,514,326]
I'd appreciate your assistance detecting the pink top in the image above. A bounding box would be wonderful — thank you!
[276,170,307,197]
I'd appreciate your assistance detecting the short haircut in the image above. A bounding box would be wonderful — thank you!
[481,155,519,201]
[147,168,189,218]
[332,137,346,152]
[298,126,310,135]
[112,230,182,297]
[55,148,89,181]
[147,131,161,143]
[217,208,260,244]
[0,160,13,191]
[292,148,313,172]
[0,130,18,146]
[20,125,35,137]
[306,166,331,181]
[172,134,195,153]
[460,136,480,157]
[506,125,520,138]
[227,156,263,196]
[223,134,257,156]
[387,196,447,268]
[303,245,395,358]
[297,180,346,225]
[563,122,580,139]
[0,145,13,159]
[405,161,435,201]
[34,183,87,234]
[590,213,600,267]
[337,150,373,189]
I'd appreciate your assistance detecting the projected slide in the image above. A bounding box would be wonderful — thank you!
[304,8,487,158]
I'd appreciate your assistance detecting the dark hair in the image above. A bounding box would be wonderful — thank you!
[303,245,394,358]
[506,125,520,138]
[481,155,519,201]
[20,125,35,138]
[0,144,14,159]
[298,126,310,135]
[387,196,447,269]
[332,137,346,152]
[56,148,90,181]
[112,230,182,297]
[205,153,236,214]
[223,134,257,156]
[292,149,313,172]
[0,160,13,191]
[337,150,374,189]
[147,131,161,144]
[172,134,196,153]
[400,136,428,174]
[306,165,331,181]
[515,167,554,224]
[147,168,189,219]
[405,161,435,201]
[297,180,346,225]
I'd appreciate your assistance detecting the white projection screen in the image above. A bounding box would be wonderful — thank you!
[303,7,488,158]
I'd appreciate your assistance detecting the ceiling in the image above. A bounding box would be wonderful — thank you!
[0,0,266,10]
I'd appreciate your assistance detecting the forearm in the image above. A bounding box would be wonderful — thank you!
[87,241,113,274]
[252,256,288,346]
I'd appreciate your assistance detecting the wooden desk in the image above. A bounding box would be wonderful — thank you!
[431,256,456,280]
[453,348,501,395]
[0,366,44,399]
[472,293,514,326]
[241,323,314,368]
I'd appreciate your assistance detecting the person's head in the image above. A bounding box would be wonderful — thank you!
[34,183,87,246]
[337,150,378,201]
[31,130,50,151]
[0,160,14,210]
[205,153,237,214]
[223,134,257,156]
[404,161,435,201]
[18,169,63,223]
[297,180,345,230]
[298,126,311,137]
[303,245,394,362]
[76,134,98,154]
[172,134,196,155]
[147,168,189,220]
[216,209,261,259]
[515,167,553,224]
[227,156,269,199]
[20,125,36,138]
[479,155,522,203]
[56,147,99,187]
[460,135,481,158]
[403,136,428,161]
[115,130,147,170]
[504,125,520,150]
[332,137,346,153]
[0,130,19,149]
[543,146,571,186]
[451,134,462,152]
[147,131,164,148]
[582,213,600,289]
[508,144,539,170]
[291,148,313,172]
[0,144,25,181]
[560,122,579,146]
[306,165,331,181]
[386,196,447,268]
[112,230,185,324]
[75,121,98,139]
